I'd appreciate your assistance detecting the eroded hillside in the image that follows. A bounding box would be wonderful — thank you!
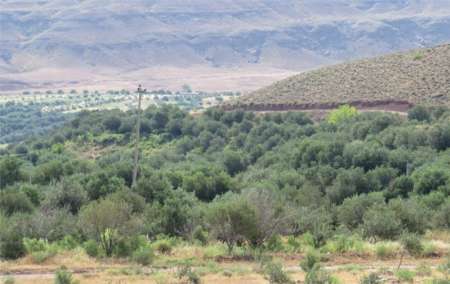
[230,44,450,111]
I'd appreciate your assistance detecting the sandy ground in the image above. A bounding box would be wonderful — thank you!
[0,66,300,93]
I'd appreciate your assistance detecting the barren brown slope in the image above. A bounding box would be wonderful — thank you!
[229,44,450,111]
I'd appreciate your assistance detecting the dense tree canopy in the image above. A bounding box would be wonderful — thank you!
[1,104,450,259]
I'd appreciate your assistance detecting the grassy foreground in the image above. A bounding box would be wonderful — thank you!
[1,232,449,284]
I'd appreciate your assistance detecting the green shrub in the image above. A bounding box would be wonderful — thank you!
[408,105,430,122]
[0,191,34,216]
[328,105,358,125]
[192,226,208,245]
[23,238,49,253]
[296,208,332,248]
[300,250,321,273]
[305,264,334,284]
[422,242,439,257]
[54,267,78,284]
[264,261,293,284]
[31,249,57,264]
[83,240,99,258]
[337,194,384,230]
[362,204,402,240]
[395,269,415,283]
[0,224,26,260]
[401,234,423,257]
[286,236,302,253]
[375,243,397,259]
[132,246,154,266]
[265,235,284,252]
[57,235,78,250]
[152,239,172,255]
[114,238,137,258]
[176,265,201,284]
[3,276,15,284]
[388,199,429,234]
[23,238,58,263]
[360,273,382,284]
[324,234,358,254]
[413,53,424,61]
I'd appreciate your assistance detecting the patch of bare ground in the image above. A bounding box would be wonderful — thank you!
[2,252,448,283]
[222,100,413,119]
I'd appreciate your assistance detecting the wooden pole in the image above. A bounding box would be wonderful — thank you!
[132,85,146,188]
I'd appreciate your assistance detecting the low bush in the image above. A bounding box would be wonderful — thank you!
[83,240,99,258]
[300,250,321,273]
[23,238,49,253]
[401,233,424,257]
[286,236,302,253]
[422,242,439,257]
[395,269,415,283]
[57,236,79,250]
[362,205,402,240]
[192,226,208,245]
[132,246,154,266]
[3,276,15,284]
[31,249,57,264]
[0,191,34,216]
[375,242,397,259]
[202,243,228,259]
[265,235,284,252]
[323,234,366,255]
[54,266,78,284]
[176,264,201,284]
[305,264,335,284]
[152,239,172,255]
[264,261,293,284]
[0,226,25,260]
[360,273,383,284]
[23,238,58,264]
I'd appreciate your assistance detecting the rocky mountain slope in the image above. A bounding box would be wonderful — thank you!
[1,0,450,91]
[231,44,450,111]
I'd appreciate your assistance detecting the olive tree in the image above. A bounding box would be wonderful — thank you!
[78,198,142,256]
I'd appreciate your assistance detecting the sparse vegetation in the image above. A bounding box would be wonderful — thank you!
[232,45,450,109]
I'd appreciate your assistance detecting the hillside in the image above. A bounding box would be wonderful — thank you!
[1,105,450,282]
[230,44,450,111]
[2,0,450,91]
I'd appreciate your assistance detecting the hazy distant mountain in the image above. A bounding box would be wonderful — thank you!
[1,0,450,91]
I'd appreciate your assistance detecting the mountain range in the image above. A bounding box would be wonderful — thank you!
[1,0,450,91]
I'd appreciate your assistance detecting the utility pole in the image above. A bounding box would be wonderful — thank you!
[132,85,146,188]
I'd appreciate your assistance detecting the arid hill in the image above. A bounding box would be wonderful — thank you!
[229,44,450,111]
[2,0,450,91]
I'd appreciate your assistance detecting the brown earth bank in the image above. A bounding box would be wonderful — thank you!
[221,99,414,113]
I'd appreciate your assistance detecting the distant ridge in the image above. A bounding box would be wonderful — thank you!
[228,44,450,111]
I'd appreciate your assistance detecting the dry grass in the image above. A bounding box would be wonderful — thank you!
[1,236,449,283]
